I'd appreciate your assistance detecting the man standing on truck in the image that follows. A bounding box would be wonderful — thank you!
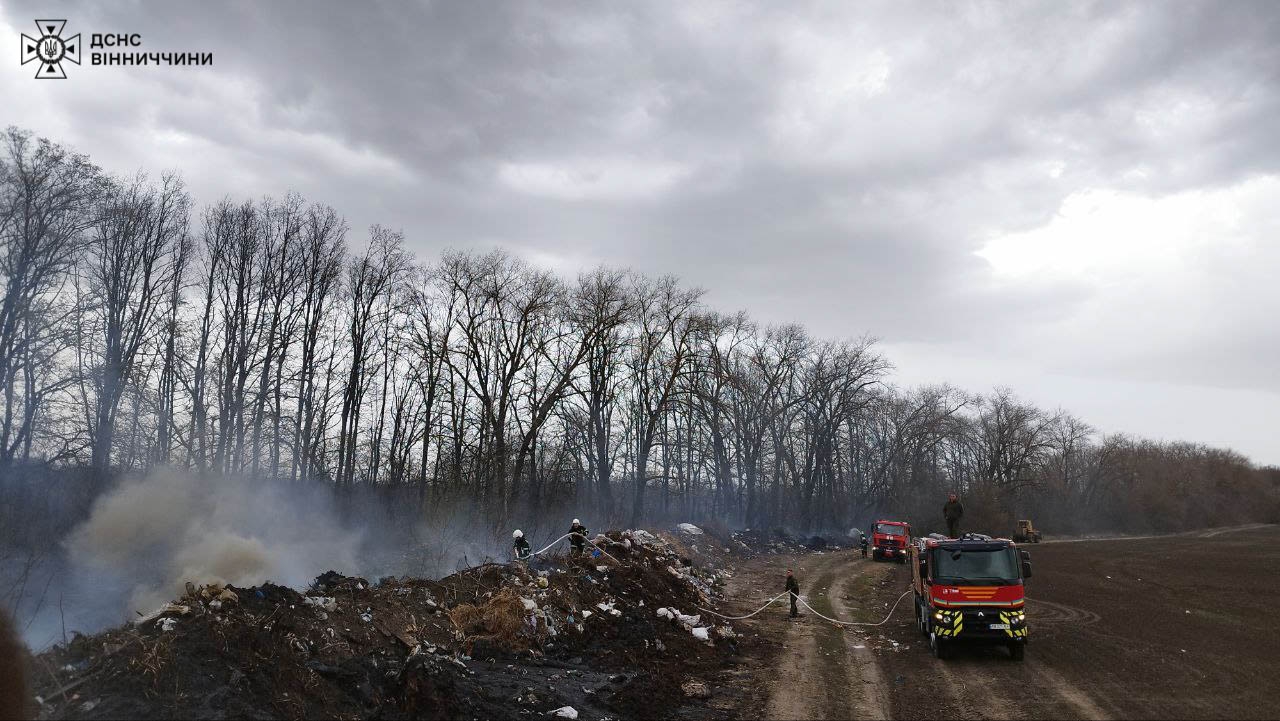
[943,493,964,537]
[786,569,800,618]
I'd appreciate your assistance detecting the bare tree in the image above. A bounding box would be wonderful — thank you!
[82,172,190,478]
[335,225,408,486]
[0,128,101,463]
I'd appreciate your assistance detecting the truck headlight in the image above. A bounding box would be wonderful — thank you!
[933,611,944,621]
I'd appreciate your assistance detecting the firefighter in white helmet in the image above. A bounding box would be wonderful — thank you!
[569,518,588,556]
[512,529,531,561]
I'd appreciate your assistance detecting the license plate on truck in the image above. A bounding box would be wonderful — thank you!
[989,623,1010,630]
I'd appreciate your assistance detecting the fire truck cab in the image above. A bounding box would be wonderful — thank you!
[910,533,1033,660]
[870,520,911,563]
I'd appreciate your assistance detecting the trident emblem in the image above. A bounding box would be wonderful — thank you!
[21,20,81,79]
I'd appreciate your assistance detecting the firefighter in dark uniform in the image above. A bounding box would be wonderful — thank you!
[513,529,532,561]
[943,493,964,538]
[860,530,869,557]
[569,518,588,556]
[786,569,800,618]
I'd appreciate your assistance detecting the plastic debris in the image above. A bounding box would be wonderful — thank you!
[135,603,191,625]
[548,707,578,719]
[676,523,704,535]
[304,596,338,612]
[158,618,178,632]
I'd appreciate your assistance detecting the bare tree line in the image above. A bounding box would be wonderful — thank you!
[2,127,1276,538]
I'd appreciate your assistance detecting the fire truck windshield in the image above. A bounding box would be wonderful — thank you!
[875,524,906,536]
[933,547,1020,584]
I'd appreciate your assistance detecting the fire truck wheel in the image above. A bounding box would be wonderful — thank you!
[1008,642,1025,661]
[930,632,949,659]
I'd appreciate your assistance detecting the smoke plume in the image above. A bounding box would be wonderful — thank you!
[66,468,363,616]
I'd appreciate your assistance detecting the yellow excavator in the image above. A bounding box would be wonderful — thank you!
[1013,519,1042,543]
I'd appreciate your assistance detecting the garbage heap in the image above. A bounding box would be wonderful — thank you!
[31,530,741,721]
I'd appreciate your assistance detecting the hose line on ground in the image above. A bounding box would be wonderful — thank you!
[695,591,791,620]
[796,588,913,627]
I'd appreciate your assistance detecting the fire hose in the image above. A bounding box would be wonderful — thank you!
[795,588,913,627]
[695,592,791,620]
[696,587,912,627]
[529,533,621,564]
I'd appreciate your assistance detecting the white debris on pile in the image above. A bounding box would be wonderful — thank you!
[628,529,659,545]
[596,601,621,617]
[676,523,704,535]
[304,596,338,612]
[548,707,578,719]
[135,603,190,625]
[158,618,177,632]
[522,598,538,611]
[691,627,710,641]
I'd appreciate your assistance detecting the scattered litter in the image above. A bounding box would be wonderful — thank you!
[303,596,338,612]
[135,603,190,625]
[157,618,177,632]
[548,706,578,718]
[676,523,704,535]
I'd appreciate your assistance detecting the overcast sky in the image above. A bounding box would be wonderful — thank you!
[4,1,1278,464]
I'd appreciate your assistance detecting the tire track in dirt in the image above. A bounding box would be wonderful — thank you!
[763,553,858,720]
[1023,660,1111,720]
[714,550,888,720]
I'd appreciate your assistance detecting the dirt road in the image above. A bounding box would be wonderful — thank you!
[710,525,1280,720]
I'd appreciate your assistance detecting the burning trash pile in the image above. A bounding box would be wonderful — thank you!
[29,530,743,720]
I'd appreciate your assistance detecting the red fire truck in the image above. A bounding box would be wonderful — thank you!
[910,533,1033,660]
[870,520,911,563]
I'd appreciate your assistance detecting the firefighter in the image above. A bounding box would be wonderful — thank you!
[569,518,588,556]
[943,492,964,538]
[860,530,869,557]
[785,569,800,618]
[512,529,532,561]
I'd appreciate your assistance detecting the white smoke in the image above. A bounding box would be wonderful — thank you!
[65,468,363,615]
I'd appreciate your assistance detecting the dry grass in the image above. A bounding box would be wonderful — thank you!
[446,587,529,648]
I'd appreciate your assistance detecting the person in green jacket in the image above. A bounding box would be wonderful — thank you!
[786,569,800,618]
[943,493,964,537]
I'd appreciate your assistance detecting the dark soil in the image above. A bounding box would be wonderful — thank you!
[864,524,1280,720]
